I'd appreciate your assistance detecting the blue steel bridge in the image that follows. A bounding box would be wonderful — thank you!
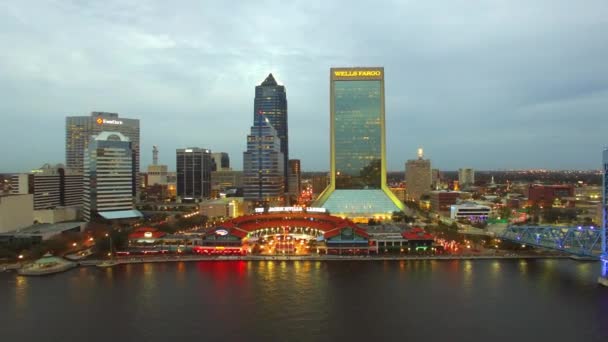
[499,224,608,286]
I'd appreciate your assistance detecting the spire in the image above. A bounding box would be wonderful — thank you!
[261,73,278,86]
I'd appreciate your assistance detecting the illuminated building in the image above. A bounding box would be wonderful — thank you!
[450,203,491,221]
[315,67,404,220]
[83,132,140,222]
[176,148,212,201]
[458,168,475,188]
[243,113,285,205]
[66,112,140,190]
[254,73,289,192]
[405,148,432,201]
[288,159,301,203]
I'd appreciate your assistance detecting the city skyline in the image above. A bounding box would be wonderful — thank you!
[1,1,607,172]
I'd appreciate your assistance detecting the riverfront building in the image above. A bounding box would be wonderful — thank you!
[83,132,140,222]
[243,113,285,205]
[405,148,432,202]
[315,67,404,221]
[254,74,289,192]
[176,148,213,201]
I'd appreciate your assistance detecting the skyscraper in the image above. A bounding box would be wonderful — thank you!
[83,132,139,222]
[315,67,404,220]
[243,113,285,205]
[405,148,432,201]
[254,74,288,192]
[66,112,140,192]
[176,148,212,201]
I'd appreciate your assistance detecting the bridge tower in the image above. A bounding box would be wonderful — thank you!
[599,148,608,286]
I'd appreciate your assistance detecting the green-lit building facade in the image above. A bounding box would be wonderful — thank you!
[315,67,404,221]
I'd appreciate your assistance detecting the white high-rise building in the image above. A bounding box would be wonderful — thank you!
[83,132,140,222]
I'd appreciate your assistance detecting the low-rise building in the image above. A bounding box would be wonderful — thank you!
[450,203,491,222]
[199,197,246,218]
[429,191,461,212]
[0,194,33,233]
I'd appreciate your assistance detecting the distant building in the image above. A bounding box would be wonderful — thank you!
[525,184,575,207]
[176,148,212,201]
[405,148,432,201]
[147,146,168,185]
[0,194,33,233]
[288,159,301,201]
[211,152,231,171]
[458,168,475,188]
[450,203,491,221]
[431,169,441,189]
[199,197,246,218]
[10,164,82,210]
[66,112,140,190]
[429,191,461,212]
[83,132,140,222]
[315,67,403,220]
[312,175,329,196]
[243,113,285,205]
[211,170,244,195]
[254,73,289,192]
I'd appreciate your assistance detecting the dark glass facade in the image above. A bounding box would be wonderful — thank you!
[176,148,212,200]
[334,80,382,189]
[254,74,288,191]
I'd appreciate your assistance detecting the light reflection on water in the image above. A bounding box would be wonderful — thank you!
[2,259,608,341]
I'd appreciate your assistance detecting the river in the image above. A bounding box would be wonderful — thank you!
[2,259,607,341]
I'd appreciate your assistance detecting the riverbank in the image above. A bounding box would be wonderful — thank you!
[78,254,575,266]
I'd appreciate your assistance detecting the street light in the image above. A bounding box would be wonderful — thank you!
[18,254,24,259]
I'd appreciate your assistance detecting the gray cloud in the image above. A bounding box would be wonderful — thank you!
[1,0,607,172]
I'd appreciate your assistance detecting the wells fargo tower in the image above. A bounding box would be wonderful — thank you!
[315,67,404,221]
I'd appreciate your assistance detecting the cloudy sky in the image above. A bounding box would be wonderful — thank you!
[1,0,607,172]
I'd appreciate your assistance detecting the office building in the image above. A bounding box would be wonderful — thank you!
[83,132,140,222]
[147,146,169,185]
[450,203,491,221]
[288,159,301,200]
[525,184,575,208]
[405,148,432,202]
[66,112,140,192]
[315,67,404,220]
[0,194,33,233]
[211,152,231,171]
[211,170,243,193]
[458,168,475,188]
[243,113,285,205]
[10,164,82,210]
[429,191,461,212]
[254,73,289,191]
[176,148,212,201]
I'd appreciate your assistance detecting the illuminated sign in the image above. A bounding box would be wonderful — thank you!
[96,117,123,125]
[215,229,229,236]
[334,70,381,77]
[144,232,153,238]
[185,149,193,153]
[255,207,327,213]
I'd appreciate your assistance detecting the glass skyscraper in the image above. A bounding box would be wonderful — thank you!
[176,148,212,201]
[254,74,288,192]
[316,67,404,220]
[243,113,285,205]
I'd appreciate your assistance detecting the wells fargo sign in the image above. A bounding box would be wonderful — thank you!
[333,70,382,77]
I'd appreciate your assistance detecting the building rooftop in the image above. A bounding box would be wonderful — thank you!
[98,210,143,220]
[321,189,401,216]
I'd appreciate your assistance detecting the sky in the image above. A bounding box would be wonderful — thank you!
[1,0,607,173]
